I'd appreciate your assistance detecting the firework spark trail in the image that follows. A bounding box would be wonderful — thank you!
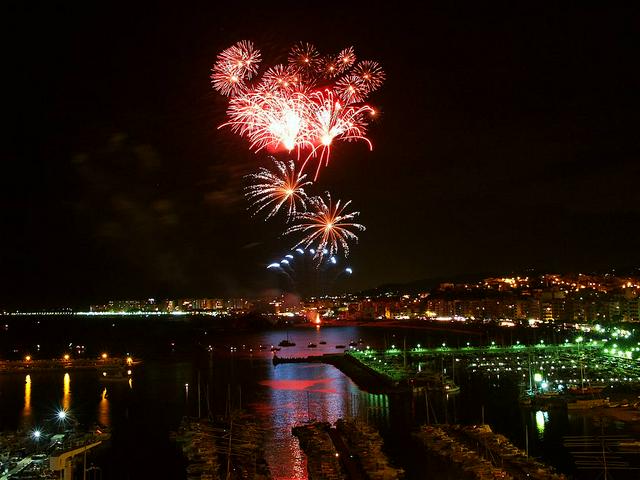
[244,159,311,220]
[302,89,374,180]
[285,192,365,259]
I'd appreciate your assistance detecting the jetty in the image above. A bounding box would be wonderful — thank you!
[0,356,140,373]
[272,353,405,393]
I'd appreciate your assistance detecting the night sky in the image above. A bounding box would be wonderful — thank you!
[3,3,639,308]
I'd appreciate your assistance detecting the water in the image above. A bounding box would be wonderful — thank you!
[1,321,639,479]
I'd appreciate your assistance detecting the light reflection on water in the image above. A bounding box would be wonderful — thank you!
[21,374,32,426]
[98,387,110,427]
[253,361,389,480]
[63,372,71,411]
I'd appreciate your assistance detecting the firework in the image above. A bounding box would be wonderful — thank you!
[245,159,311,220]
[216,40,261,79]
[211,41,384,270]
[260,64,300,91]
[317,55,340,79]
[302,89,374,179]
[223,89,314,152]
[213,41,384,177]
[336,47,356,73]
[335,75,367,104]
[210,66,246,97]
[352,60,385,94]
[211,41,261,96]
[288,42,321,73]
[285,192,365,258]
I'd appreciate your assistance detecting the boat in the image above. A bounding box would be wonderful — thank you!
[278,332,296,347]
[348,341,358,347]
[518,395,532,406]
[307,343,317,348]
[442,379,460,394]
[618,440,640,451]
[99,368,130,382]
[568,385,606,395]
[319,341,326,345]
[335,345,346,349]
[270,346,281,352]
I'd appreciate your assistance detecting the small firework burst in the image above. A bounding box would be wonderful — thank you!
[245,158,311,220]
[334,75,367,104]
[285,192,365,258]
[336,46,356,73]
[352,60,386,94]
[216,40,261,79]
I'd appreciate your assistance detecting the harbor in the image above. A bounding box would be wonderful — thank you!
[2,323,640,478]
[0,426,110,480]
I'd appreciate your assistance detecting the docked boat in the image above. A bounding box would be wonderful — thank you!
[307,343,317,348]
[618,440,640,451]
[568,385,606,395]
[319,341,326,345]
[99,368,131,382]
[442,379,460,394]
[278,332,296,347]
[348,341,358,347]
[335,344,346,349]
[518,394,533,406]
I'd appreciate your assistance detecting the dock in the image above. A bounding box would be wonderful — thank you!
[293,420,402,480]
[272,353,406,393]
[0,356,141,373]
[414,424,567,480]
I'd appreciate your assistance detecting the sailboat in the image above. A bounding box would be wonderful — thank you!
[278,330,296,347]
[518,353,533,406]
[568,358,605,395]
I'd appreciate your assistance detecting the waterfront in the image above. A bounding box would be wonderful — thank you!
[1,320,640,478]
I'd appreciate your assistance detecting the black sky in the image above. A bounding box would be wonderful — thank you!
[3,2,639,308]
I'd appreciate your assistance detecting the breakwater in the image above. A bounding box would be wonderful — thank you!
[272,353,403,393]
[0,356,140,373]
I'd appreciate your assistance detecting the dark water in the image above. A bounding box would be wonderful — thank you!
[1,323,639,479]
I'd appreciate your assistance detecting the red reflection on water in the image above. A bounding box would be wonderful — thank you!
[308,388,337,393]
[258,379,332,391]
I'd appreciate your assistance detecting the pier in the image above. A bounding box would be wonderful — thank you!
[0,356,141,373]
